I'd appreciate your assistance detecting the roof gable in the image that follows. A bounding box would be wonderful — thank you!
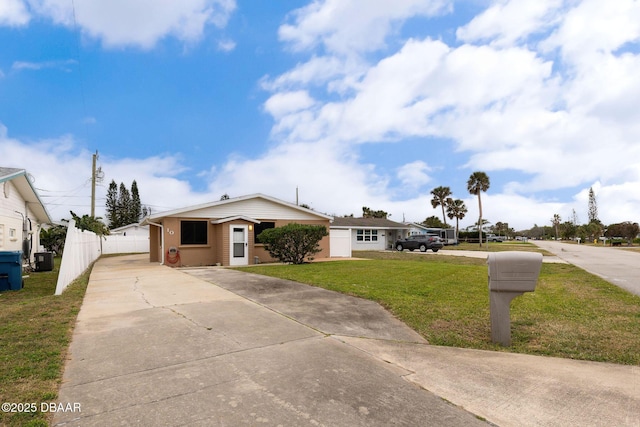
[0,167,52,224]
[147,193,332,222]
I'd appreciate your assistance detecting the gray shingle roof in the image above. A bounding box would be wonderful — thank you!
[331,217,409,229]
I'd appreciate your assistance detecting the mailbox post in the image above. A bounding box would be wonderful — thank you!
[487,252,543,346]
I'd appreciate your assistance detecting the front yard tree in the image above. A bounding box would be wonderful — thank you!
[588,187,599,223]
[362,207,389,219]
[258,223,328,264]
[606,222,640,245]
[467,171,490,247]
[69,211,109,236]
[552,214,561,240]
[40,224,68,255]
[105,180,118,227]
[446,199,467,241]
[422,216,445,228]
[430,186,452,225]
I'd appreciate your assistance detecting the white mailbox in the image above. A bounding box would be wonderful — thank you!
[487,252,543,346]
[488,252,543,292]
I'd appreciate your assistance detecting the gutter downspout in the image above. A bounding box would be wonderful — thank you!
[146,221,165,265]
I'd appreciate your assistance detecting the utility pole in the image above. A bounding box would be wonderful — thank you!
[91,151,98,217]
[90,150,103,217]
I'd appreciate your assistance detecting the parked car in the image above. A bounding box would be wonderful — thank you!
[486,234,506,242]
[394,235,444,252]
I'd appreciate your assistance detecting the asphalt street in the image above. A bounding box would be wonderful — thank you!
[531,240,640,296]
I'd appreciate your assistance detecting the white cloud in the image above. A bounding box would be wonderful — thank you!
[396,161,432,189]
[12,59,77,72]
[279,0,451,55]
[0,124,205,221]
[263,91,316,120]
[457,0,563,47]
[217,38,236,52]
[253,0,640,229]
[0,0,29,26]
[204,140,392,217]
[541,0,640,62]
[17,0,237,49]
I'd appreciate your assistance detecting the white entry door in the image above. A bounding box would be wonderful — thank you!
[229,224,249,266]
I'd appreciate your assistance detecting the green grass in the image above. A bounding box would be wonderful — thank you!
[238,251,640,365]
[0,258,90,427]
[444,241,554,254]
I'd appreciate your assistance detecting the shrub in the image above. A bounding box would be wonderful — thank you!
[258,223,328,264]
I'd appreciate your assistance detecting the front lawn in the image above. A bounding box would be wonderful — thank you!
[0,258,90,427]
[238,251,640,365]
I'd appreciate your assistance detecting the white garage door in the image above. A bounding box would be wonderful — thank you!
[330,229,351,257]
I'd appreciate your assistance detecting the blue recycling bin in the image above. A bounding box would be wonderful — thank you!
[0,251,23,291]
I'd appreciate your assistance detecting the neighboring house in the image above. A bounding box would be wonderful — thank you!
[109,223,149,237]
[406,222,458,245]
[0,167,52,263]
[330,217,410,256]
[141,194,332,267]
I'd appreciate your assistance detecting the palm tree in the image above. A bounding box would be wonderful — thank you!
[430,186,452,226]
[552,214,561,240]
[446,199,467,242]
[467,171,490,247]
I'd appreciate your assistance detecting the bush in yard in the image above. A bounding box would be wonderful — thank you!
[258,223,328,264]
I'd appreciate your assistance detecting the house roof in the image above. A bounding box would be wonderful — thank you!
[407,222,455,231]
[109,222,149,233]
[143,193,333,223]
[331,217,409,229]
[0,167,52,224]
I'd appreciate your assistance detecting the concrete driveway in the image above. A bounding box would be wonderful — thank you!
[54,254,640,426]
[531,240,640,296]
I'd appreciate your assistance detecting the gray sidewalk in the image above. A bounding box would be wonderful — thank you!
[55,255,639,426]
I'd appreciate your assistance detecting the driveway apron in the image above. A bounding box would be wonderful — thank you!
[53,255,483,426]
[54,254,640,427]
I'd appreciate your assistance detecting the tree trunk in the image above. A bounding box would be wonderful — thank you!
[478,192,483,248]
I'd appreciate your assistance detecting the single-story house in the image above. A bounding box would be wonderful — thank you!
[406,223,458,245]
[109,223,149,237]
[330,217,410,256]
[141,193,332,267]
[0,167,52,263]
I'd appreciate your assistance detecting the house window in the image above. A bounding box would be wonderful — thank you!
[254,222,275,243]
[180,221,208,245]
[356,229,378,242]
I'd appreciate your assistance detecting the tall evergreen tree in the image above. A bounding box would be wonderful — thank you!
[130,180,142,223]
[118,183,132,226]
[106,179,145,228]
[588,187,599,223]
[105,180,118,227]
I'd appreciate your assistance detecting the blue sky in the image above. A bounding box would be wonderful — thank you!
[1,0,639,230]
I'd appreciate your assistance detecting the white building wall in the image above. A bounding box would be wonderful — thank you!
[0,180,44,261]
[350,229,387,251]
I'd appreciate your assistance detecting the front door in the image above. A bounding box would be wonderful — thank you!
[229,224,249,266]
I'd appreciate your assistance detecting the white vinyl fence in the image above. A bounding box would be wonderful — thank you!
[102,234,149,254]
[54,220,102,295]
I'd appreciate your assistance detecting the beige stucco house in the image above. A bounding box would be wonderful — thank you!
[142,193,332,267]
